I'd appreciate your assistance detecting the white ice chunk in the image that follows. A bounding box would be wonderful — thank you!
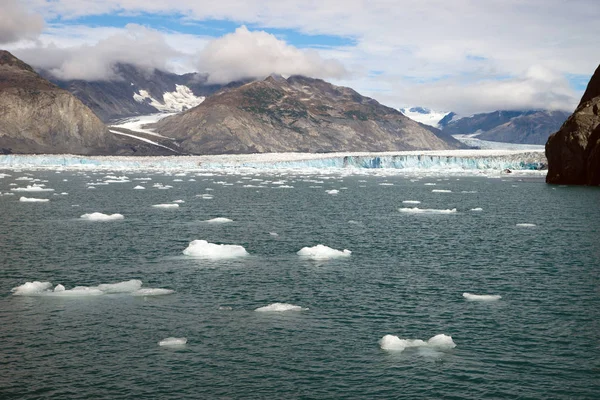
[133,185,145,190]
[19,197,49,202]
[470,208,483,211]
[255,303,307,312]
[325,189,339,195]
[297,244,351,259]
[516,223,536,227]
[182,240,249,259]
[133,288,175,296]
[80,212,124,221]
[432,189,452,193]
[204,217,233,224]
[172,200,185,203]
[399,207,457,214]
[463,292,501,301]
[97,279,142,293]
[11,281,53,295]
[379,333,456,352]
[152,203,179,209]
[11,185,54,192]
[158,337,187,346]
[402,200,421,204]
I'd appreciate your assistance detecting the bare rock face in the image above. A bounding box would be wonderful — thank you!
[0,50,118,155]
[545,64,600,185]
[153,75,466,154]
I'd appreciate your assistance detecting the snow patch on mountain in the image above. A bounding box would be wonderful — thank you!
[400,107,452,128]
[133,85,205,113]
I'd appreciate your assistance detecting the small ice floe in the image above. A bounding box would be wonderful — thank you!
[432,189,452,193]
[461,191,478,194]
[424,183,436,186]
[152,203,179,209]
[133,185,145,190]
[399,207,457,214]
[269,232,279,237]
[402,200,421,204]
[218,306,233,311]
[379,183,394,186]
[80,212,124,221]
[516,223,536,227]
[255,303,308,312]
[182,240,249,259]
[379,334,456,352]
[11,185,54,192]
[172,200,185,203]
[197,194,213,199]
[297,244,351,260]
[11,279,173,297]
[204,217,233,224]
[470,208,483,211]
[158,337,187,347]
[325,189,339,195]
[19,197,49,202]
[463,292,501,301]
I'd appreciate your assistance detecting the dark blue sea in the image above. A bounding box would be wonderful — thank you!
[1,169,599,399]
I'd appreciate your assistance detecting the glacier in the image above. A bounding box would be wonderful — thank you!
[0,150,546,174]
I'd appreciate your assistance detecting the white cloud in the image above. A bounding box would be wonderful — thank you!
[196,26,346,83]
[0,0,44,44]
[12,24,180,80]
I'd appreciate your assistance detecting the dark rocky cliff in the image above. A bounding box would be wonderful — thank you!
[545,65,600,185]
[0,50,118,155]
[153,75,466,154]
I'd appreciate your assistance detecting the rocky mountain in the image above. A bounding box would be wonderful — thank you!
[546,64,600,185]
[152,75,466,154]
[440,110,570,144]
[43,64,246,122]
[0,50,120,155]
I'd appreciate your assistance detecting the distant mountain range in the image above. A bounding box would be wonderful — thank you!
[41,64,248,122]
[400,107,570,145]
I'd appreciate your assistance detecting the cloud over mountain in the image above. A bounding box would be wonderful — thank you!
[0,0,44,44]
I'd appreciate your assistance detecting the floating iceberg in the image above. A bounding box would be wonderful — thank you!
[255,303,307,312]
[432,189,452,193]
[399,207,457,214]
[326,189,339,195]
[204,217,233,224]
[516,223,536,227]
[133,185,145,190]
[379,333,456,352]
[152,203,179,209]
[297,244,351,259]
[80,212,124,221]
[470,207,483,211]
[11,185,54,192]
[463,292,501,301]
[11,279,173,297]
[182,240,249,259]
[158,337,187,346]
[19,197,49,202]
[402,200,421,204]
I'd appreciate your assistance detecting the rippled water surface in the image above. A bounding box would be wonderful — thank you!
[1,170,599,399]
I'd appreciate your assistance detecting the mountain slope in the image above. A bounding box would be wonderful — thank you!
[0,50,119,155]
[546,64,600,185]
[44,64,245,122]
[399,107,452,128]
[441,110,569,144]
[153,75,465,154]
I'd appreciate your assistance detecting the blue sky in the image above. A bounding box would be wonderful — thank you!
[2,0,599,114]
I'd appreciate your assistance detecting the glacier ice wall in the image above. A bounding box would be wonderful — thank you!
[0,151,547,172]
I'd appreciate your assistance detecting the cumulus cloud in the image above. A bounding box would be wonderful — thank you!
[14,24,180,80]
[0,0,44,44]
[196,26,347,83]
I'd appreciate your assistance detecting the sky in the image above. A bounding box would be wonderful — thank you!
[1,0,599,115]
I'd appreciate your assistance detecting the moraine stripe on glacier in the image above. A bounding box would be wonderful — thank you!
[0,150,546,171]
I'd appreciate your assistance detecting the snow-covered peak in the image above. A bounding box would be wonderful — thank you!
[400,107,453,128]
[133,85,205,113]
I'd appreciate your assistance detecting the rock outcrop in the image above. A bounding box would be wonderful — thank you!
[545,64,600,185]
[0,50,118,155]
[153,75,466,154]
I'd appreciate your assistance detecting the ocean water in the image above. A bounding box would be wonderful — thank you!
[1,169,599,399]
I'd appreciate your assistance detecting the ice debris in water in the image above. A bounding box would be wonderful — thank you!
[399,207,457,214]
[432,189,452,193]
[204,217,233,224]
[255,303,308,312]
[470,208,483,211]
[11,185,54,192]
[463,292,501,301]
[11,279,173,297]
[80,212,124,221]
[182,240,249,259]
[516,223,536,227]
[158,337,187,347]
[325,189,339,195]
[152,203,179,209]
[133,185,145,190]
[402,200,421,204]
[379,334,456,352]
[297,244,351,259]
[19,197,49,202]
[172,200,185,203]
